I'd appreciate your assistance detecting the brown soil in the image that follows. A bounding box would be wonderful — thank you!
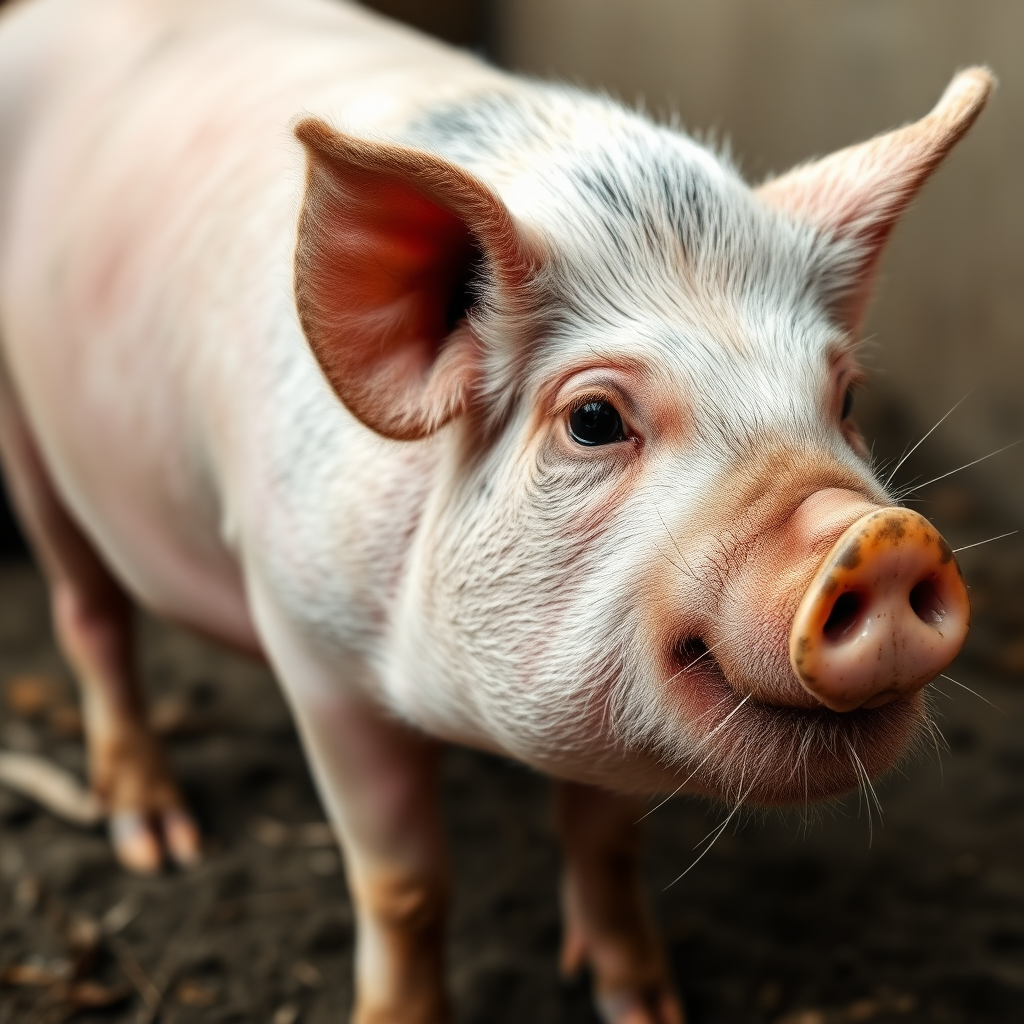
[0,479,1023,1024]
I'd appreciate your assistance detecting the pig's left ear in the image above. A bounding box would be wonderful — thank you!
[294,119,534,440]
[756,68,993,333]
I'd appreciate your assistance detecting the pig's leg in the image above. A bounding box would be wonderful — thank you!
[248,594,450,1022]
[555,782,684,1024]
[296,700,449,1023]
[0,374,199,872]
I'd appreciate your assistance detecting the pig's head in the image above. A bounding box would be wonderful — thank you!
[293,70,991,806]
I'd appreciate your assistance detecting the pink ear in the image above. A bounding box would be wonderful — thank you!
[294,119,534,440]
[757,68,993,332]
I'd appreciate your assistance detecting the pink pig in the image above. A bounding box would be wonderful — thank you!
[0,0,989,1021]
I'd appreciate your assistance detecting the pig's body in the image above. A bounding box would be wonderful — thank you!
[0,1,988,1021]
[0,0,491,661]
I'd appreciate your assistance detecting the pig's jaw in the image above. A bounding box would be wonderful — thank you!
[381,592,926,808]
[662,650,927,806]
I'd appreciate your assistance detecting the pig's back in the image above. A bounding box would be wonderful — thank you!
[0,0,502,648]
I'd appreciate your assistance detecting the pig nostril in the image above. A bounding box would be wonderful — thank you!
[823,591,863,643]
[909,578,945,626]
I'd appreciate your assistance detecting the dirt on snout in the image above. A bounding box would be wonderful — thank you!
[0,484,1023,1024]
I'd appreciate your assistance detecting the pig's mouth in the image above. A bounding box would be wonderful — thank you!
[667,640,928,807]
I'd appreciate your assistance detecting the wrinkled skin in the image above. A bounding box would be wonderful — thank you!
[0,1,989,1021]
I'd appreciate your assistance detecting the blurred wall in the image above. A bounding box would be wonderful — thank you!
[362,0,486,50]
[492,0,1023,521]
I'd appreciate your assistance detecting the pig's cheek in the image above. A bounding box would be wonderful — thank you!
[711,558,815,702]
[468,448,638,668]
[540,418,642,476]
[529,431,644,561]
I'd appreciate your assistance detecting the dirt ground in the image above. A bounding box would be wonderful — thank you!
[0,468,1023,1024]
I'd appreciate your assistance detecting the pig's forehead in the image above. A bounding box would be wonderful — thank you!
[409,85,834,305]
[505,126,838,366]
[409,84,848,353]
[531,301,839,421]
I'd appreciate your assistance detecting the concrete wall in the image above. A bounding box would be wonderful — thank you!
[492,0,1023,519]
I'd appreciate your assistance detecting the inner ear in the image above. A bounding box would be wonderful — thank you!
[294,119,535,441]
[444,238,485,333]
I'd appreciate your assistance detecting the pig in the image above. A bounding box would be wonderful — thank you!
[0,0,989,1020]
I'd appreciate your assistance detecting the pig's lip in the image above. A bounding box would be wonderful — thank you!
[671,653,926,806]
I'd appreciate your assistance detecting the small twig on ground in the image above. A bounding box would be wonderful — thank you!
[105,936,162,1021]
[0,750,102,827]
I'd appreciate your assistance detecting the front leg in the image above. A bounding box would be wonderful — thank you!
[249,588,449,1023]
[298,695,450,1024]
[555,781,685,1024]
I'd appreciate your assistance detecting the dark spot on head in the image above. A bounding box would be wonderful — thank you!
[572,166,637,221]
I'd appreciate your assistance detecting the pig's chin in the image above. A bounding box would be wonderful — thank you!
[672,654,927,806]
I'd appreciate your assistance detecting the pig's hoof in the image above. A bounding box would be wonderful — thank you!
[596,988,686,1024]
[93,731,202,873]
[561,929,686,1024]
[109,805,202,873]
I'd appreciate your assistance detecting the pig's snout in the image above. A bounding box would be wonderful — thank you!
[789,508,969,712]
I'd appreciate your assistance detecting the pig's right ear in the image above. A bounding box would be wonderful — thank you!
[756,68,993,333]
[294,119,533,440]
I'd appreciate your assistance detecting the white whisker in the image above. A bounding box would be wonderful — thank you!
[939,673,1003,714]
[798,727,814,830]
[860,761,883,823]
[911,439,1023,492]
[930,720,951,755]
[636,694,751,822]
[923,716,945,783]
[845,738,883,846]
[664,815,734,889]
[952,530,1018,554]
[884,392,971,487]
[664,776,753,889]
[639,744,722,823]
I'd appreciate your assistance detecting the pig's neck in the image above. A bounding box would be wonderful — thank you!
[232,323,447,681]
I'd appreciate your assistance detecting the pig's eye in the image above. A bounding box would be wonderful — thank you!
[841,386,855,419]
[568,400,627,446]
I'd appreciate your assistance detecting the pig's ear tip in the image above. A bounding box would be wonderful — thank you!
[294,116,339,152]
[940,66,997,115]
[957,65,997,90]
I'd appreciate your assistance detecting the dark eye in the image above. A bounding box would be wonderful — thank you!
[568,400,627,446]
[841,386,855,420]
